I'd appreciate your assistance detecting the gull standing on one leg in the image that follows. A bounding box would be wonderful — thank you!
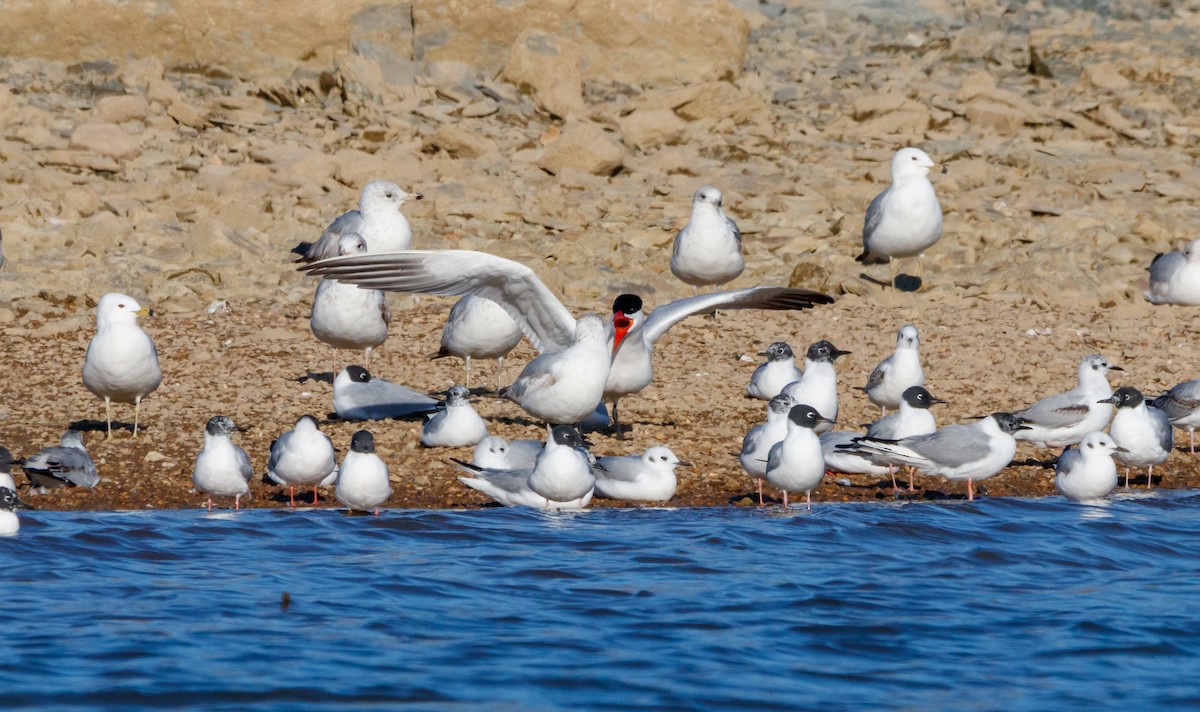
[82,293,162,438]
[856,148,944,289]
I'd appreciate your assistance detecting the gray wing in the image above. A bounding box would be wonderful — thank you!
[765,441,784,472]
[22,447,100,488]
[862,356,890,393]
[507,440,542,469]
[301,250,577,353]
[594,456,644,484]
[451,460,531,494]
[642,286,834,345]
[1016,392,1091,429]
[1151,407,1175,452]
[865,411,899,439]
[1055,446,1082,478]
[1148,251,1184,283]
[292,211,363,263]
[740,424,764,456]
[1152,379,1200,421]
[904,424,992,469]
[728,216,743,250]
[858,189,888,261]
[235,445,254,482]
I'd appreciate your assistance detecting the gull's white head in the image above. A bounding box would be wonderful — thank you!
[1077,431,1125,458]
[337,233,368,256]
[642,446,690,470]
[897,324,920,349]
[1078,354,1122,384]
[692,185,724,209]
[890,147,939,181]
[473,436,510,469]
[1184,238,1200,262]
[96,293,149,329]
[360,180,423,213]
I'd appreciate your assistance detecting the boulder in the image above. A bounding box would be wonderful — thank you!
[501,30,584,118]
[537,120,626,176]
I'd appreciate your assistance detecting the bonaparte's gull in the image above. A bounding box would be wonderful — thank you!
[1014,355,1121,448]
[739,392,796,506]
[594,446,689,502]
[1055,431,1125,502]
[267,415,337,507]
[1100,387,1173,489]
[332,365,441,421]
[421,385,489,448]
[192,415,253,511]
[746,342,803,401]
[20,431,100,490]
[781,340,850,434]
[859,324,924,412]
[766,404,834,510]
[336,430,391,515]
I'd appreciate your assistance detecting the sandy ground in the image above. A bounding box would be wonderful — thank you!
[2,0,1200,511]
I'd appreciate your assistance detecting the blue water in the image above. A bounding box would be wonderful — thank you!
[1,495,1199,710]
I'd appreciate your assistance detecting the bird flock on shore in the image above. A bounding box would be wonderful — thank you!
[1,146,1198,532]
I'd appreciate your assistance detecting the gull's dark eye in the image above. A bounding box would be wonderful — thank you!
[1087,443,1094,449]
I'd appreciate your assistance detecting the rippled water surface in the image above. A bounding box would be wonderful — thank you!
[2,494,1199,710]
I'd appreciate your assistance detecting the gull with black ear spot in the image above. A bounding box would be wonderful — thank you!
[766,404,834,511]
[746,342,803,401]
[740,393,796,506]
[291,179,424,262]
[781,340,851,434]
[193,415,253,511]
[82,293,162,438]
[594,446,690,502]
[670,185,744,292]
[472,436,541,470]
[332,365,441,421]
[1055,431,1125,502]
[267,415,337,508]
[336,430,391,516]
[1014,354,1122,449]
[856,147,944,289]
[1099,386,1173,489]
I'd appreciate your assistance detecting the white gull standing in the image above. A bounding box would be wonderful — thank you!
[670,185,743,291]
[291,180,424,262]
[739,392,797,506]
[82,293,162,438]
[429,294,522,392]
[1014,354,1121,449]
[192,415,253,511]
[1100,386,1173,489]
[746,342,803,401]
[766,404,834,510]
[1054,431,1125,502]
[309,233,390,371]
[1145,237,1200,305]
[856,147,944,288]
[859,324,925,412]
[336,430,392,516]
[267,415,337,507]
[857,385,945,491]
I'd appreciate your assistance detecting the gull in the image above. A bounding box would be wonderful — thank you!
[858,385,945,491]
[594,446,690,502]
[670,185,744,290]
[859,324,925,412]
[1145,237,1200,305]
[820,431,890,477]
[1055,432,1126,502]
[1100,386,1173,489]
[429,294,523,392]
[267,415,337,507]
[301,250,832,425]
[291,180,424,262]
[0,447,16,491]
[332,365,441,421]
[192,415,253,511]
[421,385,490,448]
[0,487,30,537]
[309,233,389,370]
[766,404,835,510]
[20,431,100,490]
[848,413,1029,501]
[781,340,851,434]
[856,147,944,288]
[1150,378,1200,453]
[739,392,797,506]
[746,342,803,401]
[472,436,541,470]
[1014,354,1121,448]
[454,425,595,510]
[335,430,391,516]
[82,293,162,438]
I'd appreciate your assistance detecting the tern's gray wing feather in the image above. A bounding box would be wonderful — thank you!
[1016,393,1091,429]
[594,456,644,484]
[642,286,833,345]
[301,250,577,353]
[904,424,991,469]
[858,190,888,261]
[292,211,363,263]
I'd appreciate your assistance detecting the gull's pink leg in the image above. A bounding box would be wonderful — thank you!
[374,508,380,517]
[312,486,319,506]
[889,466,898,490]
[806,491,812,512]
[289,486,297,507]
[756,478,764,507]
[1124,467,1131,489]
[782,490,789,509]
[907,467,916,492]
[235,494,242,511]
[967,479,974,501]
[1147,465,1155,489]
[207,498,213,512]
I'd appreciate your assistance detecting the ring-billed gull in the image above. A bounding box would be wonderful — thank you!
[856,148,943,289]
[1145,237,1200,305]
[20,431,100,490]
[420,386,489,448]
[429,294,522,392]
[670,185,744,290]
[746,342,803,401]
[859,324,925,412]
[335,430,391,516]
[1099,387,1172,489]
[594,446,690,502]
[766,404,834,510]
[1054,432,1125,502]
[780,340,851,434]
[267,415,337,507]
[291,180,423,262]
[309,233,389,371]
[192,416,253,511]
[1013,355,1121,448]
[82,293,162,438]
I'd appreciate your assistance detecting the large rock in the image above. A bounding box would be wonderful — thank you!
[537,120,626,176]
[415,0,750,86]
[501,30,584,118]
